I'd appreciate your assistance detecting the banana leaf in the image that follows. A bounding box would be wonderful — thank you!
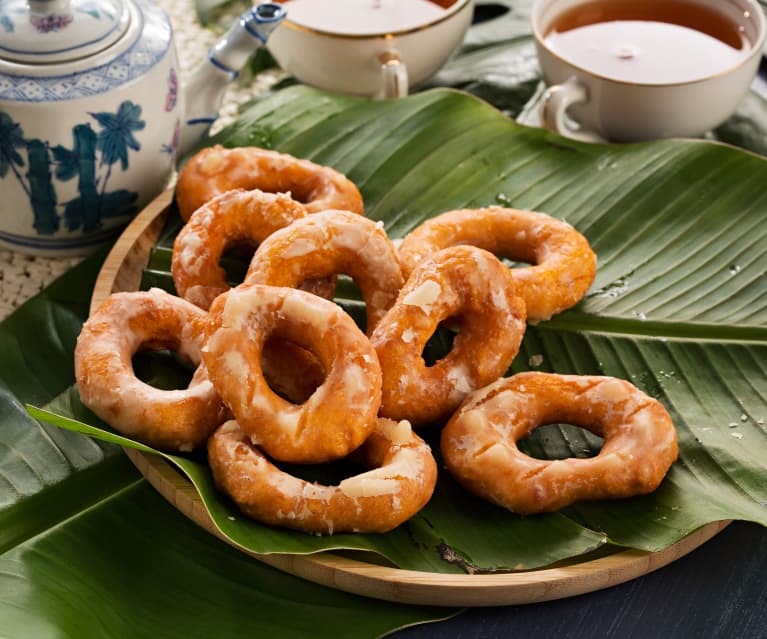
[0,476,455,639]
[27,86,767,580]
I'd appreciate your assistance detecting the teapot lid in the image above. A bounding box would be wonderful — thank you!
[0,0,130,64]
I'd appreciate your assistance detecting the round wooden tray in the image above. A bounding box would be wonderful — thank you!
[91,189,727,607]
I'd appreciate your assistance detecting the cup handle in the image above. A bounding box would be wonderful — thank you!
[377,50,408,99]
[540,76,605,143]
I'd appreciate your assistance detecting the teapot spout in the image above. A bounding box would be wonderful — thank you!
[178,2,286,158]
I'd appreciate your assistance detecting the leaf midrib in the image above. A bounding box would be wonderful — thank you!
[0,453,141,555]
[541,312,767,343]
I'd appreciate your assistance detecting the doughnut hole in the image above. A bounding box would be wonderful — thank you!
[260,337,327,404]
[220,241,256,286]
[131,348,197,391]
[420,320,458,367]
[499,255,533,270]
[517,422,604,460]
[334,274,367,334]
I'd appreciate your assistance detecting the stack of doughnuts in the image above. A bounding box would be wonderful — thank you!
[74,145,679,535]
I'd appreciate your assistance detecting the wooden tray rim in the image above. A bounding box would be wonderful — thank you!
[91,189,728,607]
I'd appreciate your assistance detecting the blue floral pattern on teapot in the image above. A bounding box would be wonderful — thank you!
[0,0,285,255]
[0,99,147,235]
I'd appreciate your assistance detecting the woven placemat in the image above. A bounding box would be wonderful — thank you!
[0,0,281,320]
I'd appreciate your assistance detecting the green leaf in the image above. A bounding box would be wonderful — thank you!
[0,248,105,403]
[0,479,455,639]
[428,35,542,116]
[0,248,135,556]
[32,86,767,577]
[197,85,767,552]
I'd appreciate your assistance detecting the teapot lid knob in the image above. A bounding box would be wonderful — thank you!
[0,0,130,64]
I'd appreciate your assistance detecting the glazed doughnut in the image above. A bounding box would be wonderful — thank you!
[397,207,597,321]
[370,245,526,426]
[208,418,438,534]
[74,288,228,452]
[172,189,319,310]
[203,284,382,463]
[175,145,364,221]
[441,372,679,514]
[245,210,404,333]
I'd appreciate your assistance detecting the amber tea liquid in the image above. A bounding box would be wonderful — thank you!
[543,0,752,84]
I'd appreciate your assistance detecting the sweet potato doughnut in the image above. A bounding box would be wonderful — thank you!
[397,207,597,321]
[208,417,438,534]
[74,288,228,452]
[441,372,679,514]
[245,210,404,333]
[370,245,527,426]
[203,284,382,463]
[172,189,321,310]
[175,145,364,221]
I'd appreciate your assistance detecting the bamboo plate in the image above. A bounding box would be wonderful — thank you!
[91,189,727,607]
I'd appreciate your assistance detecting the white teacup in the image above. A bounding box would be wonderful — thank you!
[267,0,474,98]
[531,0,767,142]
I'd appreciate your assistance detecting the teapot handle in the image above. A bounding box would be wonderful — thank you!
[178,3,286,158]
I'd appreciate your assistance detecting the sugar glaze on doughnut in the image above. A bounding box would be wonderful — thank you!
[172,189,310,310]
[397,207,597,321]
[208,418,437,534]
[74,288,228,452]
[441,372,679,514]
[371,245,526,426]
[203,284,382,463]
[175,145,364,221]
[245,210,404,333]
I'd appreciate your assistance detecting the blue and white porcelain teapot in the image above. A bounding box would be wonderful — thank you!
[0,0,285,255]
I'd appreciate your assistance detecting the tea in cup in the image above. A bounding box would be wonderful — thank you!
[267,0,474,98]
[531,0,766,142]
